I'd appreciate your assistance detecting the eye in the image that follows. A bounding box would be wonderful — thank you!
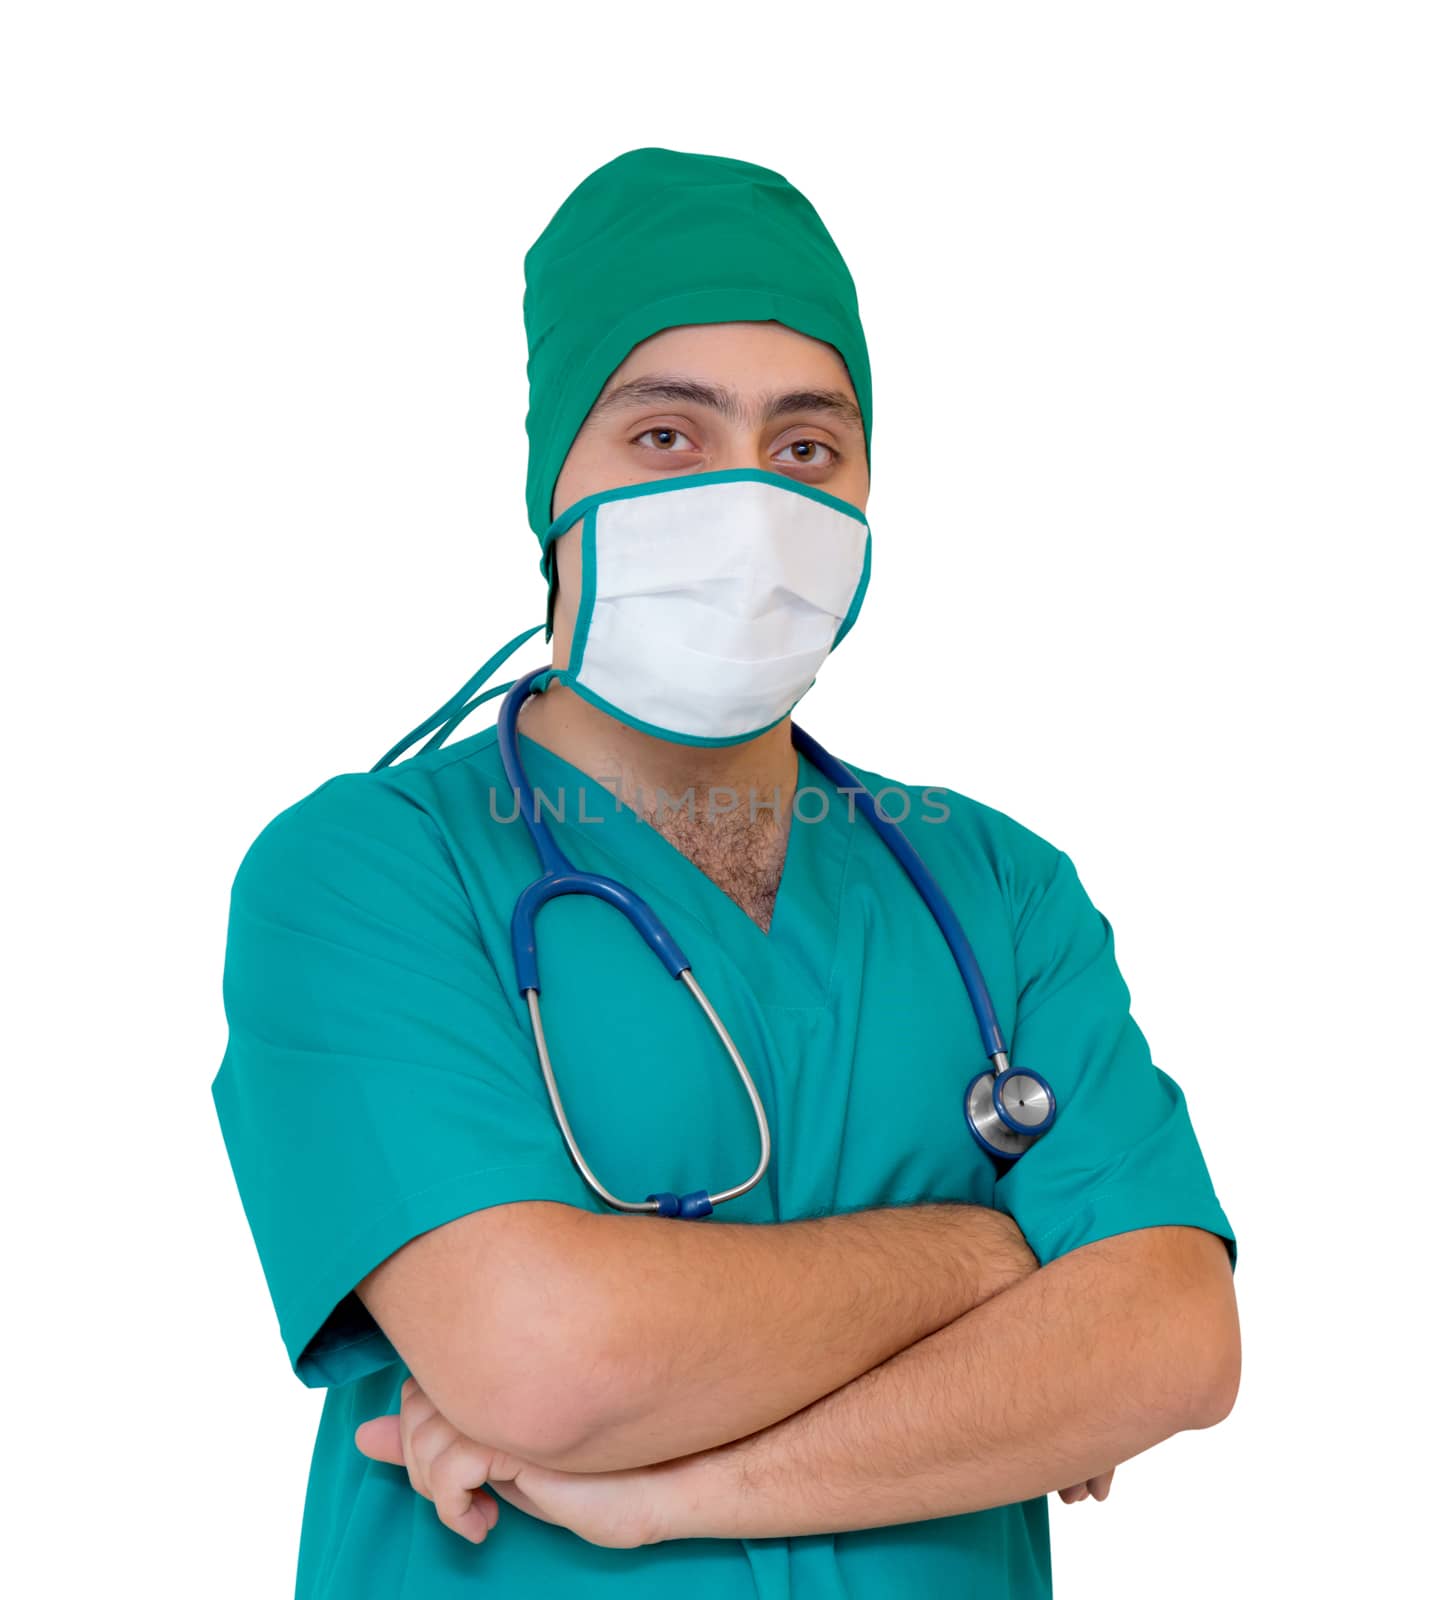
[633,426,698,452]
[774,439,839,467]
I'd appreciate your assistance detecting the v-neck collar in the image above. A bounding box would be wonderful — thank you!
[514,731,855,1011]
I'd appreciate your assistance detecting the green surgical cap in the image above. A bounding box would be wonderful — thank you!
[522,146,873,557]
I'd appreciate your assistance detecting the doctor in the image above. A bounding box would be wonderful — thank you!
[213,147,1239,1598]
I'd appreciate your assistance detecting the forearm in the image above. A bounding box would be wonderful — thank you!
[556,1200,1035,1471]
[652,1224,1240,1538]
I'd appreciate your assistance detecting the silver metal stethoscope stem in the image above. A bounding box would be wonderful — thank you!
[525,971,772,1215]
[677,970,773,1206]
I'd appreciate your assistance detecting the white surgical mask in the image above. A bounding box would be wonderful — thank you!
[538,468,871,745]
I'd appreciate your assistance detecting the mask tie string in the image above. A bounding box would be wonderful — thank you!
[369,622,544,772]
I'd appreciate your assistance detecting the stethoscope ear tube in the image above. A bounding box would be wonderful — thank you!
[511,871,692,994]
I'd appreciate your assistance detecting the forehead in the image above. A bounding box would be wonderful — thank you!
[608,320,855,394]
[586,324,864,441]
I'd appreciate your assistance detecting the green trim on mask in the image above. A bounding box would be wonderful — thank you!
[832,530,873,649]
[565,508,599,684]
[542,669,815,749]
[538,466,867,581]
[546,467,867,748]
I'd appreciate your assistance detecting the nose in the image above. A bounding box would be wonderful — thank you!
[714,434,772,474]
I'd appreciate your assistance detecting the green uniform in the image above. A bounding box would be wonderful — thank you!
[212,719,1237,1598]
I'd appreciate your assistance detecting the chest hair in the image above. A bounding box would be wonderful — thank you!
[640,795,791,933]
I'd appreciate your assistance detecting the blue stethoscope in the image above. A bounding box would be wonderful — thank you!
[493,666,1057,1220]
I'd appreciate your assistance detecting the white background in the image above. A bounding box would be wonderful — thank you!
[4,3,1426,1594]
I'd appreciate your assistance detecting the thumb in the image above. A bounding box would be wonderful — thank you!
[353,1412,404,1464]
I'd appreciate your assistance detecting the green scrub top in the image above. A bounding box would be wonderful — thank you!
[212,719,1237,1599]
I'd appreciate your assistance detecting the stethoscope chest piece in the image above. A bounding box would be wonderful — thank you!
[964,1058,1057,1161]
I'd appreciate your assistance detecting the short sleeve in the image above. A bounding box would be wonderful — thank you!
[994,847,1237,1274]
[210,774,595,1390]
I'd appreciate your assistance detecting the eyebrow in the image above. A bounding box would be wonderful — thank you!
[586,374,865,435]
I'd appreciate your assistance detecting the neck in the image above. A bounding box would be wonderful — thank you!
[515,680,799,826]
[514,675,799,932]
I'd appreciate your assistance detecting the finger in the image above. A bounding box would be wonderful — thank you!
[485,1478,549,1523]
[429,1437,502,1545]
[1058,1483,1089,1502]
[408,1410,465,1503]
[1088,1468,1116,1501]
[399,1381,442,1500]
[353,1414,404,1465]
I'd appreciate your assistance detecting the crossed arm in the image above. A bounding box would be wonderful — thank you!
[356,1199,1239,1537]
[356,1197,1036,1471]
[649,1220,1239,1538]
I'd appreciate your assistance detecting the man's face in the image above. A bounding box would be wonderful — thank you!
[546,321,869,664]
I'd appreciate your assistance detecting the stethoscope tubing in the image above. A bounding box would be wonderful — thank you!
[499,666,771,1218]
[496,667,1054,1214]
[789,724,1010,1063]
[789,728,1057,1160]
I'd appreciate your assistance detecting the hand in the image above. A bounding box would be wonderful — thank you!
[353,1377,667,1549]
[1057,1467,1115,1504]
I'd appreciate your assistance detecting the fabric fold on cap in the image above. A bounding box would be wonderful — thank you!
[522,146,873,560]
